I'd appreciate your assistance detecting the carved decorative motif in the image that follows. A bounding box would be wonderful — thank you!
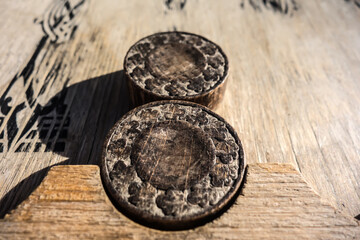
[101,101,245,228]
[124,32,229,109]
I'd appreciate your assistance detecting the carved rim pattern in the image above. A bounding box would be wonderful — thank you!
[101,100,245,229]
[124,32,229,99]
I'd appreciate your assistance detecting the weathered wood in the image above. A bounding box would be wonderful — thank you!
[0,164,359,239]
[124,32,228,109]
[0,0,360,224]
[101,100,245,229]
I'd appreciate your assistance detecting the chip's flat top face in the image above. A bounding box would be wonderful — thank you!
[101,101,245,229]
[124,32,228,97]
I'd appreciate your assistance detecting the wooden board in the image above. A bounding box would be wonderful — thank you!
[0,0,360,223]
[0,164,359,239]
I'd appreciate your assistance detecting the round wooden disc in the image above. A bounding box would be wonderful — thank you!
[101,101,245,230]
[124,32,229,109]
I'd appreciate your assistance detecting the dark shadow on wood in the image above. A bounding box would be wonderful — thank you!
[0,161,66,218]
[0,70,131,218]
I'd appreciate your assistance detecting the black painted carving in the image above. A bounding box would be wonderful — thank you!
[0,0,87,152]
[240,0,299,15]
[165,0,187,10]
[344,0,360,8]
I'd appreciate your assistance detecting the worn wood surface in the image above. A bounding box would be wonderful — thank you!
[124,32,229,109]
[0,164,359,239]
[101,101,245,229]
[0,0,360,225]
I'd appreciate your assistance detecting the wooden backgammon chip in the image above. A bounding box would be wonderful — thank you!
[124,32,229,109]
[101,101,245,230]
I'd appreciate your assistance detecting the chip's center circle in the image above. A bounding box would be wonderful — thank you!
[131,120,215,190]
[146,42,206,81]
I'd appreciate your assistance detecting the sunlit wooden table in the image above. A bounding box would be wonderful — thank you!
[0,0,359,238]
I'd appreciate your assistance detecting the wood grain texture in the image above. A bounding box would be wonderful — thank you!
[0,0,360,222]
[101,100,245,229]
[124,31,229,109]
[0,164,359,239]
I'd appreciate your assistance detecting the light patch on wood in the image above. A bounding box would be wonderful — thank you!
[0,164,359,239]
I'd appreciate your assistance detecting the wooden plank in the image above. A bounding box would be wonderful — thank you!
[0,0,360,221]
[0,164,359,239]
